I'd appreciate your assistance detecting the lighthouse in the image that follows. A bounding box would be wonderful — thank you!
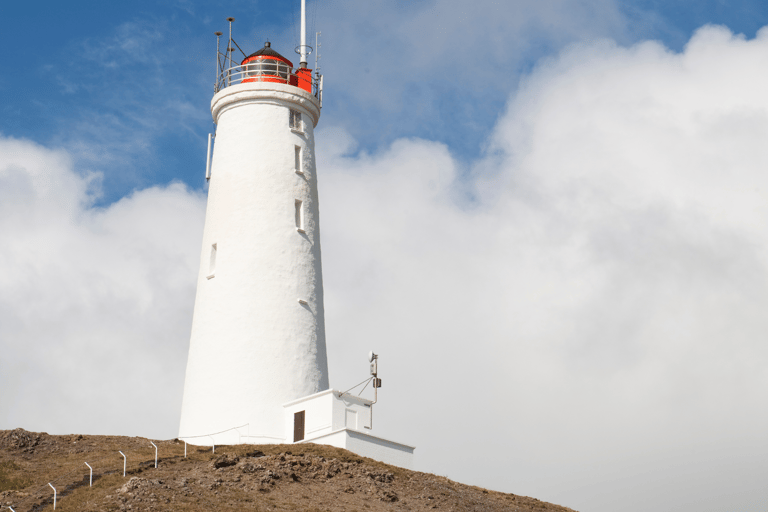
[179,7,414,468]
[179,13,328,443]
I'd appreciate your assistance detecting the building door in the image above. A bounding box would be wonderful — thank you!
[293,410,305,442]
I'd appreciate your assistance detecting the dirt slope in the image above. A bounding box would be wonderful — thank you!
[0,428,576,512]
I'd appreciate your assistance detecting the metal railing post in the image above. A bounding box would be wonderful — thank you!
[150,441,158,468]
[119,451,126,477]
[84,462,93,487]
[208,435,215,453]
[48,483,56,510]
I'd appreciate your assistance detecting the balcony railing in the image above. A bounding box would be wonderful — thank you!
[215,63,323,106]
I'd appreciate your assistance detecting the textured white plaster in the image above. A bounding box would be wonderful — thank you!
[179,82,328,443]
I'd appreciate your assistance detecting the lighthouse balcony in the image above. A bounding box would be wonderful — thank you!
[216,63,322,101]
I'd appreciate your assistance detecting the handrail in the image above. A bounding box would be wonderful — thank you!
[215,63,322,105]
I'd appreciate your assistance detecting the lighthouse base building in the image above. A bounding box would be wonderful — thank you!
[203,390,414,469]
[178,24,414,469]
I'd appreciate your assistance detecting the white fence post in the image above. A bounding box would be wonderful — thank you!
[150,441,158,468]
[119,451,126,477]
[208,435,215,454]
[84,462,93,487]
[48,483,56,510]
[184,440,187,458]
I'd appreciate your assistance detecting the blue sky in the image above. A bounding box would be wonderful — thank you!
[3,2,768,512]
[3,0,767,203]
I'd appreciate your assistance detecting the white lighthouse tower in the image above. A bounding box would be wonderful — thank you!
[179,12,328,444]
[179,6,414,468]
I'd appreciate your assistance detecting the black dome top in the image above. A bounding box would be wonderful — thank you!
[245,41,290,62]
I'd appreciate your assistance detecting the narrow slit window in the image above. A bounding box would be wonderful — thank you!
[295,200,304,231]
[289,109,301,131]
[207,243,217,279]
[294,145,302,174]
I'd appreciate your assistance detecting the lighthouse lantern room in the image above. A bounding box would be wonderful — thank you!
[178,5,414,469]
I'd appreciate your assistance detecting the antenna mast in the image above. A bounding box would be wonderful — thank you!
[227,17,235,87]
[214,31,222,92]
[300,0,308,68]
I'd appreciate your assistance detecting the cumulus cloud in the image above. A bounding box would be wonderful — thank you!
[2,22,768,512]
[302,0,631,153]
[318,25,768,512]
[0,136,205,438]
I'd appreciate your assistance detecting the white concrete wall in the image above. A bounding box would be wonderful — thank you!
[284,389,334,440]
[332,393,373,431]
[298,429,415,470]
[179,82,328,443]
[345,430,414,470]
[283,389,374,442]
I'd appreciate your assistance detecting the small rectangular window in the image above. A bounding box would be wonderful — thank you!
[295,200,304,231]
[289,109,301,131]
[294,145,302,174]
[207,243,217,279]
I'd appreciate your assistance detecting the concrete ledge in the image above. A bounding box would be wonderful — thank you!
[298,428,415,469]
[211,82,321,126]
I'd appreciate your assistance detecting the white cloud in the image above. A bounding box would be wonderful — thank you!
[317,0,629,106]
[286,0,633,152]
[318,24,768,512]
[3,21,768,512]
[0,136,205,438]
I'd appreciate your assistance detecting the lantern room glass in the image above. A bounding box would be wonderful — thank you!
[245,58,290,81]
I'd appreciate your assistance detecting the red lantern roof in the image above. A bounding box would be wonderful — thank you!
[241,41,293,67]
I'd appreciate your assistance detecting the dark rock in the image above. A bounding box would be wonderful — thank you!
[211,454,240,469]
[118,477,144,494]
[380,490,399,502]
[1,428,41,450]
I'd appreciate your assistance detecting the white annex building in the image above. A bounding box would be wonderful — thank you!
[178,7,414,469]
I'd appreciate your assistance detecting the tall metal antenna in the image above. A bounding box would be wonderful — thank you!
[214,31,222,92]
[300,0,308,68]
[227,17,235,87]
[315,31,321,72]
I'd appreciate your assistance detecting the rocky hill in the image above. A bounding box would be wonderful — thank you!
[0,428,576,512]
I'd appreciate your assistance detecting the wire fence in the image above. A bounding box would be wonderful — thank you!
[5,424,260,512]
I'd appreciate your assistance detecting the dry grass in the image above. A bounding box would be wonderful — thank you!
[0,460,32,491]
[1,430,577,512]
